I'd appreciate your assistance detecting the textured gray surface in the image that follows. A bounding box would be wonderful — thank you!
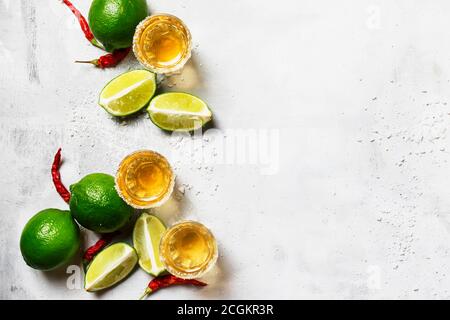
[3,0,450,299]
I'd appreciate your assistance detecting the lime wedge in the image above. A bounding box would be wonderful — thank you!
[99,69,156,117]
[133,213,166,276]
[147,92,212,131]
[84,242,138,292]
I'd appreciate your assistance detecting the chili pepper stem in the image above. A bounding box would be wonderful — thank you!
[75,59,99,66]
[90,38,104,50]
[138,288,152,300]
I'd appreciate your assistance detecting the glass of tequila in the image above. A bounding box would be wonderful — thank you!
[133,14,192,74]
[160,221,218,279]
[115,150,175,209]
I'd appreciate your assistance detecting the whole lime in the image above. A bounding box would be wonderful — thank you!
[70,173,133,233]
[88,0,148,52]
[20,209,80,271]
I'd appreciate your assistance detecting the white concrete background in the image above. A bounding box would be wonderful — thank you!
[2,0,450,299]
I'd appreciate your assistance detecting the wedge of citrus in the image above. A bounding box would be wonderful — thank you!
[147,92,212,131]
[84,242,138,292]
[99,69,156,116]
[133,213,166,276]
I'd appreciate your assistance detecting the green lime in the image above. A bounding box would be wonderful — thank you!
[99,70,156,117]
[88,0,148,52]
[85,242,138,291]
[147,92,212,131]
[70,173,134,233]
[20,209,80,271]
[133,213,166,276]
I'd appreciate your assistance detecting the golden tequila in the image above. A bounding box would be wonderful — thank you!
[160,221,218,279]
[115,150,175,209]
[133,14,192,74]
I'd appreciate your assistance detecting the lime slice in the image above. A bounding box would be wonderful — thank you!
[147,92,212,131]
[133,213,166,276]
[99,69,156,117]
[84,242,138,292]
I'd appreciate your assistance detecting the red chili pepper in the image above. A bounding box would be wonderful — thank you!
[139,274,207,300]
[75,47,131,68]
[61,1,130,68]
[51,148,71,203]
[82,232,117,270]
[61,0,103,49]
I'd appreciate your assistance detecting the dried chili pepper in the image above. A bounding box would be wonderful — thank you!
[75,47,131,69]
[62,0,130,68]
[82,232,118,270]
[61,0,103,49]
[52,148,71,203]
[139,274,207,300]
